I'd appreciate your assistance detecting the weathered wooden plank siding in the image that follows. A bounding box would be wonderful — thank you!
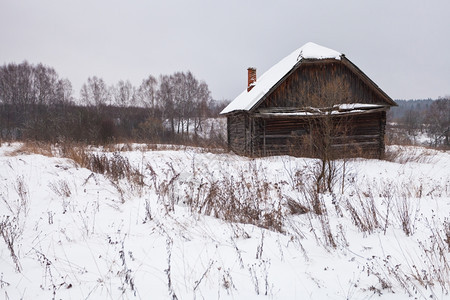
[260,61,385,109]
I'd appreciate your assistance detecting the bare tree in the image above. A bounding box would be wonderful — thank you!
[112,80,135,107]
[158,71,211,138]
[136,75,158,109]
[0,63,215,143]
[55,78,74,105]
[0,62,34,139]
[80,76,110,107]
[303,77,351,193]
[192,81,211,136]
[0,61,34,107]
[157,74,175,134]
[33,63,60,105]
[0,62,75,140]
[170,72,186,136]
[425,97,450,148]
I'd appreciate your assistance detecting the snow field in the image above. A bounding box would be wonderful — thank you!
[0,143,449,299]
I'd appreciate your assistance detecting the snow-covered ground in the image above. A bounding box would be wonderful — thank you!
[0,143,449,299]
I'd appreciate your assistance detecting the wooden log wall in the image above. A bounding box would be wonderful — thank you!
[249,111,386,158]
[250,116,263,156]
[227,113,248,155]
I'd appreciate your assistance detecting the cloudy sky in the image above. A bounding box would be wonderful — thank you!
[1,0,449,101]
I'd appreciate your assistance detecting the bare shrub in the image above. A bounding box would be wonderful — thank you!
[33,249,64,299]
[0,177,30,273]
[87,152,141,183]
[445,219,450,250]
[118,242,136,296]
[299,187,337,249]
[48,180,71,198]
[344,190,380,234]
[383,146,403,162]
[284,162,341,249]
[365,253,436,298]
[362,215,449,298]
[0,216,22,272]
[318,213,336,249]
[59,142,90,167]
[156,159,285,232]
[301,185,324,216]
[377,184,394,234]
[255,230,265,259]
[198,173,281,231]
[366,217,450,297]
[365,260,394,295]
[220,268,236,295]
[394,195,417,236]
[248,260,271,296]
[49,179,72,213]
[285,196,309,215]
[152,162,180,212]
[143,198,153,223]
[414,217,450,294]
[60,143,143,185]
[14,176,29,218]
[378,256,416,297]
[164,237,178,300]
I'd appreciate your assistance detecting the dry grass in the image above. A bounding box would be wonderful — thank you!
[384,145,437,164]
[7,141,54,157]
[147,159,285,233]
[56,143,144,184]
[196,173,283,232]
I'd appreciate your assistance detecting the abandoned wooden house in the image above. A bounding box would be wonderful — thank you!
[221,42,397,158]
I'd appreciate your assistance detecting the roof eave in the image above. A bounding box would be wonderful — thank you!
[341,56,397,107]
[220,109,247,116]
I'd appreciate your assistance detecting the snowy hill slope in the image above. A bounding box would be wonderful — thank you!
[0,143,449,299]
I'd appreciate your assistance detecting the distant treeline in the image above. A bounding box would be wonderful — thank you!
[388,99,434,122]
[387,98,449,147]
[1,61,447,147]
[0,61,228,144]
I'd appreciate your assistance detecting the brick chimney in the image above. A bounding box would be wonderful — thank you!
[247,67,256,92]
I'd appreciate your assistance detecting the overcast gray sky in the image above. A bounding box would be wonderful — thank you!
[1,0,449,101]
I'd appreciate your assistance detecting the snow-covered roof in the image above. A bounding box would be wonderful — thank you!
[221,42,343,115]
